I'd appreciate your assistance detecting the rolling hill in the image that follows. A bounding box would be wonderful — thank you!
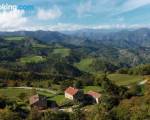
[0,28,149,76]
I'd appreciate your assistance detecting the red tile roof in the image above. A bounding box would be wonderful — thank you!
[65,87,79,96]
[87,91,101,98]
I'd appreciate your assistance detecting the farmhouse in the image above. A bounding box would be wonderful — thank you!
[65,87,82,100]
[29,94,47,110]
[87,91,101,104]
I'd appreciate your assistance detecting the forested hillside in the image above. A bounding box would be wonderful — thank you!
[0,36,83,81]
[0,28,149,79]
[0,29,149,120]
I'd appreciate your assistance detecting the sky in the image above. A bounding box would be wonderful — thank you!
[0,0,150,31]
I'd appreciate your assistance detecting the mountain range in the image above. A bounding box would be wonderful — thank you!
[0,28,149,75]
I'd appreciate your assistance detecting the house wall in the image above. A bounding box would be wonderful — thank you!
[96,98,99,104]
[65,92,74,100]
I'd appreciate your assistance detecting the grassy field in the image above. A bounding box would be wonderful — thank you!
[32,43,49,48]
[0,88,32,100]
[0,88,66,105]
[0,88,55,100]
[83,86,102,93]
[49,94,66,105]
[108,74,143,86]
[75,58,95,72]
[4,36,25,41]
[20,55,46,64]
[37,91,54,97]
[53,48,70,57]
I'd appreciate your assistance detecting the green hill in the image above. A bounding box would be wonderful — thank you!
[75,58,95,73]
[3,36,25,41]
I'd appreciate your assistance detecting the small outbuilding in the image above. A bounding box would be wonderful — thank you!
[87,91,101,104]
[29,94,47,110]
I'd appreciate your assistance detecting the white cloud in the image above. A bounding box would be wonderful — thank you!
[76,0,92,17]
[0,10,28,31]
[116,0,150,15]
[37,6,62,20]
[22,23,150,31]
[123,0,150,11]
[0,22,149,31]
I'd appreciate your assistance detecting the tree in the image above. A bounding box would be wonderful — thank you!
[74,80,83,89]
[127,85,142,96]
[48,81,52,88]
[0,108,21,120]
[26,81,32,87]
[94,73,108,86]
[0,94,7,109]
[18,92,27,101]
[40,110,71,120]
[89,104,111,120]
[117,68,129,74]
[60,80,73,91]
[101,95,119,110]
[13,81,19,87]
[71,107,85,120]
[28,108,41,120]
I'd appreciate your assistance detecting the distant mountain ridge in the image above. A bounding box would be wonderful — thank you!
[0,28,150,48]
[0,30,70,43]
[62,28,150,48]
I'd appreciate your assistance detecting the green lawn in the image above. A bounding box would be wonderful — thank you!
[4,36,25,41]
[20,55,46,64]
[83,86,102,93]
[49,94,66,105]
[37,91,54,97]
[75,58,95,72]
[108,74,143,86]
[53,48,70,57]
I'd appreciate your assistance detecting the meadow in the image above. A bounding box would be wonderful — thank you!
[20,55,46,64]
[75,58,95,73]
[53,48,70,57]
[108,74,143,86]
[4,36,25,41]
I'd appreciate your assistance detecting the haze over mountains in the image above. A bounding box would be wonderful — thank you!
[0,28,150,48]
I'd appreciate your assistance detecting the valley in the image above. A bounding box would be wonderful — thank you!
[0,29,149,120]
